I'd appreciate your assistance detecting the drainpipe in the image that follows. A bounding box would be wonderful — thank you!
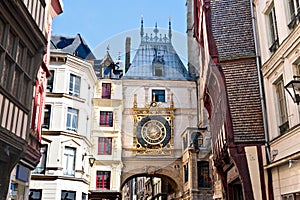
[250,1,274,200]
[250,0,271,163]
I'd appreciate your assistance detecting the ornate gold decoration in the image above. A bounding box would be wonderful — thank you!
[131,94,175,155]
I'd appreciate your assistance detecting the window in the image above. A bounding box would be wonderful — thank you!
[29,189,42,200]
[69,74,80,97]
[47,70,54,92]
[100,111,113,127]
[198,161,211,188]
[287,0,300,29]
[275,77,289,134]
[102,83,111,99]
[153,63,164,76]
[267,5,279,53]
[184,163,189,183]
[61,190,76,200]
[96,171,111,190]
[66,107,78,132]
[32,145,47,174]
[98,137,112,155]
[82,193,87,200]
[282,192,300,200]
[42,105,51,129]
[152,89,165,102]
[63,147,76,176]
[183,136,188,150]
[0,28,33,106]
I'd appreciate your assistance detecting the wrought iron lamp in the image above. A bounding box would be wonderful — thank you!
[88,157,96,167]
[284,76,300,104]
[82,154,96,167]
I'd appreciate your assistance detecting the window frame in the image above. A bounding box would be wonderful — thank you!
[47,70,54,92]
[184,163,189,183]
[99,111,113,127]
[66,107,79,132]
[101,82,111,99]
[267,5,279,53]
[29,189,42,200]
[42,104,51,129]
[198,161,211,188]
[69,73,81,97]
[287,0,300,29]
[274,77,289,134]
[61,190,76,200]
[32,145,47,174]
[98,137,112,155]
[96,171,111,190]
[152,89,166,102]
[63,147,76,176]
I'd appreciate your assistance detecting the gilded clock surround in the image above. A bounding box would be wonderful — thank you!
[131,94,175,155]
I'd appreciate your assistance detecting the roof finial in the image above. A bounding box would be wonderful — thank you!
[106,44,110,52]
[140,14,144,39]
[168,16,172,42]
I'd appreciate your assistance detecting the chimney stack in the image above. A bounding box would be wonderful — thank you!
[125,37,131,73]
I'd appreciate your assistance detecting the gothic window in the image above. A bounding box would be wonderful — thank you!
[96,171,111,190]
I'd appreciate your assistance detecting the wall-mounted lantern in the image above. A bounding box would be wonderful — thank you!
[82,154,96,167]
[284,76,300,104]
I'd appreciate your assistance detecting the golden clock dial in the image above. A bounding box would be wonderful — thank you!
[141,120,166,145]
[136,116,171,148]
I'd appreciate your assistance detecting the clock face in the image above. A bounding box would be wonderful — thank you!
[136,116,171,147]
[141,120,166,145]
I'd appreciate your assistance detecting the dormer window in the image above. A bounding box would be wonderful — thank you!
[154,63,163,76]
[152,49,165,77]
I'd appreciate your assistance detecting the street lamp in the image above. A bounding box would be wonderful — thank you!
[284,76,300,104]
[88,157,96,167]
[82,154,96,167]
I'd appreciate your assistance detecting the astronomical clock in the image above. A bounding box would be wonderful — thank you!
[131,94,175,155]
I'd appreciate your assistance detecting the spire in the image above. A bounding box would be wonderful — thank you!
[153,22,159,42]
[168,16,172,42]
[140,14,144,39]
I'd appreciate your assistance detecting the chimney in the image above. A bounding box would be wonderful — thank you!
[125,37,131,73]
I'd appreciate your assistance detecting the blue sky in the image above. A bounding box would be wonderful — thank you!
[52,0,187,61]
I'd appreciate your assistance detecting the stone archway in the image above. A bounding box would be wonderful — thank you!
[121,157,183,198]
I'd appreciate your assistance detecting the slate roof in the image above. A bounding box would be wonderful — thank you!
[51,34,96,60]
[123,20,192,81]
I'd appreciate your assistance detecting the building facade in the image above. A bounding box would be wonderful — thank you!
[193,0,267,199]
[29,50,97,200]
[0,0,62,199]
[255,0,300,199]
[120,18,200,199]
[88,52,123,199]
